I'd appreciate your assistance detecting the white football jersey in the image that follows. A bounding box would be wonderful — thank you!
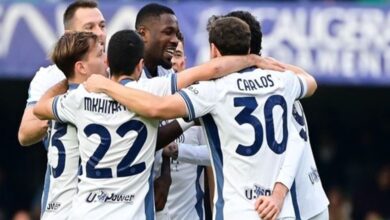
[140,66,175,80]
[177,144,211,166]
[27,65,66,106]
[42,119,79,220]
[141,66,175,220]
[52,75,177,220]
[166,126,208,220]
[27,65,78,220]
[289,101,329,219]
[178,68,307,220]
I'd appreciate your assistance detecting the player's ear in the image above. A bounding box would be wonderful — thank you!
[75,60,88,76]
[210,43,221,59]
[136,58,144,72]
[137,26,148,42]
[105,57,109,68]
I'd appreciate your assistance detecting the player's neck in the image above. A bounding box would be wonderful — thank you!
[112,74,138,83]
[67,75,87,84]
[144,63,158,77]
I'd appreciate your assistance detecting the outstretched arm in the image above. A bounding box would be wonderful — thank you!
[83,54,285,119]
[85,76,187,120]
[175,54,285,89]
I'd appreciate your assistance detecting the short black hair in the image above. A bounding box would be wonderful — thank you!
[208,17,251,56]
[226,11,262,55]
[108,30,144,77]
[135,3,175,30]
[63,0,98,29]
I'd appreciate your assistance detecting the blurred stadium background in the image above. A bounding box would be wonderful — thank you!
[0,0,389,220]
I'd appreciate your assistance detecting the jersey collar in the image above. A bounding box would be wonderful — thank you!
[238,66,257,74]
[68,83,79,91]
[119,78,133,85]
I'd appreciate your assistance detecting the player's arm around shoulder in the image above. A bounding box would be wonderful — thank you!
[286,63,317,98]
[34,80,68,121]
[176,54,285,89]
[84,74,188,120]
[266,57,317,97]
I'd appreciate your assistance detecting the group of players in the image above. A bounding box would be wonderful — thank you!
[18,1,329,220]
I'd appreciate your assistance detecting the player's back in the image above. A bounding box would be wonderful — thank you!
[69,85,157,219]
[53,77,176,220]
[186,68,305,220]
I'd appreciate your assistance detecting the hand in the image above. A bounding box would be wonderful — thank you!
[162,142,178,159]
[251,55,286,72]
[154,173,172,211]
[255,182,287,220]
[254,195,282,220]
[84,74,109,93]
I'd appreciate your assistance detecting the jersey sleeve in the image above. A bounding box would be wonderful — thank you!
[275,123,306,189]
[177,144,211,166]
[272,72,308,189]
[52,89,82,124]
[177,81,219,121]
[280,71,307,101]
[135,74,178,96]
[26,65,65,106]
[197,127,207,145]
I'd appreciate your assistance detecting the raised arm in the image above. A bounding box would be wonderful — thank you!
[33,80,68,120]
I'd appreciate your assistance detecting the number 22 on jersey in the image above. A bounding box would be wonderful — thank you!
[83,120,147,179]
